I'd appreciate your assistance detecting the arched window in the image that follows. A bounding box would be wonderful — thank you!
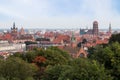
[79,53,85,57]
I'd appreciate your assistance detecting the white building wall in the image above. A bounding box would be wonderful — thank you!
[0,42,26,52]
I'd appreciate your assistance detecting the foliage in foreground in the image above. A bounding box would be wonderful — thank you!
[1,39,120,80]
[88,42,120,80]
[43,58,112,80]
[0,57,37,80]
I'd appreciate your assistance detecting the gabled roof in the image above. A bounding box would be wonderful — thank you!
[63,46,80,54]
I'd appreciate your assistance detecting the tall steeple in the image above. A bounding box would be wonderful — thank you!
[71,32,77,48]
[109,23,112,33]
[11,22,18,36]
[13,22,15,29]
[71,32,76,42]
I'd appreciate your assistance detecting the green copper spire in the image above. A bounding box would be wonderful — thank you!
[71,32,75,42]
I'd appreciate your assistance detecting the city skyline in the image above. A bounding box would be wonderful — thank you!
[0,0,120,29]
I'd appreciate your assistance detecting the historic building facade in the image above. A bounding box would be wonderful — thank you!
[93,21,99,35]
[11,22,18,37]
[80,21,99,35]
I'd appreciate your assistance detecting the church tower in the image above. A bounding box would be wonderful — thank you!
[93,21,99,35]
[71,32,77,48]
[109,23,112,33]
[11,22,18,36]
[71,32,76,42]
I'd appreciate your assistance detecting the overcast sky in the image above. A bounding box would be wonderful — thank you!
[0,0,120,29]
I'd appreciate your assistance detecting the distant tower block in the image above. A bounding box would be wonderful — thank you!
[109,23,112,33]
[93,21,99,35]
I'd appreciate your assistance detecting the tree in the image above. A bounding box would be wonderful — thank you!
[33,56,46,67]
[77,42,82,47]
[25,41,37,45]
[43,65,71,80]
[109,33,120,43]
[0,55,4,59]
[0,57,37,80]
[14,47,72,80]
[43,58,112,80]
[12,47,71,65]
[24,51,38,63]
[88,42,120,80]
[43,47,71,66]
[36,38,50,41]
[82,38,87,44]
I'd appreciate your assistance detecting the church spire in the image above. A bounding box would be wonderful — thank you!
[13,22,15,29]
[11,22,18,36]
[109,22,111,33]
[71,32,76,42]
[71,32,77,48]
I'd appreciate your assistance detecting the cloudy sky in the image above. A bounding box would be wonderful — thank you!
[0,0,120,29]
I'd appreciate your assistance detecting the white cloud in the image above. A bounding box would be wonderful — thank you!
[73,0,120,28]
[0,0,120,29]
[0,5,25,20]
